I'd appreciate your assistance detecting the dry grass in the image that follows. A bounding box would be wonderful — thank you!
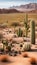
[0,13,37,26]
[0,55,9,62]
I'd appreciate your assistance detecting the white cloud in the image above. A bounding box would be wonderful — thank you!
[0,1,30,8]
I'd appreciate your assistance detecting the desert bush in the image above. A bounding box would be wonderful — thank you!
[21,43,31,51]
[11,21,20,27]
[2,39,8,46]
[0,55,9,62]
[0,23,8,28]
[22,52,28,58]
[29,57,37,65]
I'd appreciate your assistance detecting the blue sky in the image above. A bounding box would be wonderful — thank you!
[0,0,37,8]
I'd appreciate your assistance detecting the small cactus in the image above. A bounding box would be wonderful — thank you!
[17,28,23,37]
[21,43,31,51]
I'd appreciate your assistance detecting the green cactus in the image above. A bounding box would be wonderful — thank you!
[21,43,31,51]
[30,20,35,44]
[17,28,23,37]
[24,14,29,37]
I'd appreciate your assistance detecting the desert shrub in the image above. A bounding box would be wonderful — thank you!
[2,39,8,46]
[21,43,31,51]
[11,22,20,27]
[29,57,37,65]
[0,23,8,28]
[22,52,28,58]
[0,55,9,62]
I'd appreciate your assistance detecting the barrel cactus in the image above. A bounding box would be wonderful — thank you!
[30,20,35,44]
[21,43,31,51]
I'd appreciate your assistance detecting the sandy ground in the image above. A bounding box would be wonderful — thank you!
[0,52,37,65]
[0,45,37,65]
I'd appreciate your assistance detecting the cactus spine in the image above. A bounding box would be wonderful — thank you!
[30,20,35,44]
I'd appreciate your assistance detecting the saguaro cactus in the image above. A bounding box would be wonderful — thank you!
[30,20,35,44]
[24,14,29,37]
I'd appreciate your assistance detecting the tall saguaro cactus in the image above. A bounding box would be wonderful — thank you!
[24,14,29,37]
[30,20,35,44]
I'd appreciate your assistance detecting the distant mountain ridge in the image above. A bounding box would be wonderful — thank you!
[0,3,37,13]
[0,9,20,14]
[10,3,37,12]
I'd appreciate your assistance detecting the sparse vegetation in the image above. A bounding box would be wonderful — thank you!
[0,12,37,65]
[0,13,37,26]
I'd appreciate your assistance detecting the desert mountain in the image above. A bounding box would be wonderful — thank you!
[10,3,37,12]
[0,9,20,14]
[0,3,37,13]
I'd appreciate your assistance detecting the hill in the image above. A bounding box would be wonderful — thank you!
[10,3,37,12]
[0,9,20,14]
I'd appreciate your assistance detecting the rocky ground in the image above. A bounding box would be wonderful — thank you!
[0,45,37,65]
[0,28,37,65]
